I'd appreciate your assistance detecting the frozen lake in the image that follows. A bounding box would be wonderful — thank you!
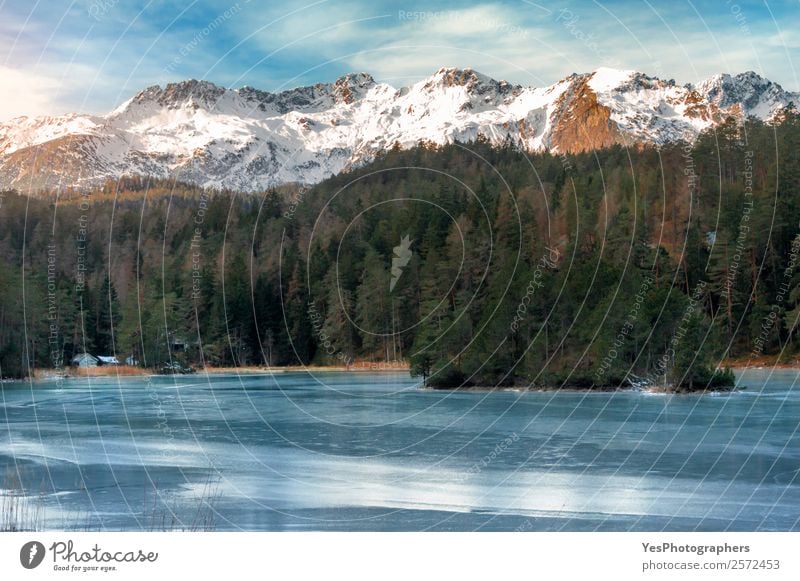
[1,368,798,531]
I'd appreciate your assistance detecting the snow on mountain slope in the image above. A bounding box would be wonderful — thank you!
[0,114,104,156]
[587,68,794,145]
[697,71,797,119]
[0,67,796,193]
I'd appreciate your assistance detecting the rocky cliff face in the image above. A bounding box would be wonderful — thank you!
[548,74,625,153]
[0,67,796,194]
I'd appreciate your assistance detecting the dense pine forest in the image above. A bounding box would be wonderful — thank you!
[1,112,800,389]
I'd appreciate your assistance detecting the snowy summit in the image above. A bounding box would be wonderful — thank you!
[0,67,796,193]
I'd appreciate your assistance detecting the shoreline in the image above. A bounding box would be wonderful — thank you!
[12,359,796,386]
[725,355,800,369]
[422,384,741,394]
[200,364,410,374]
[25,362,410,381]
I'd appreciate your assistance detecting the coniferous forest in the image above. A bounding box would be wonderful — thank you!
[2,113,800,389]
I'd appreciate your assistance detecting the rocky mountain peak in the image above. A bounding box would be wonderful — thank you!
[697,71,794,115]
[130,79,228,109]
[423,67,518,96]
[332,72,375,104]
[1,67,798,194]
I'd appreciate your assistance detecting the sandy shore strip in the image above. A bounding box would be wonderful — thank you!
[724,355,800,369]
[29,361,410,380]
[199,363,409,374]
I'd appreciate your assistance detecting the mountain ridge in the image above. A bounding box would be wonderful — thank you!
[1,67,796,194]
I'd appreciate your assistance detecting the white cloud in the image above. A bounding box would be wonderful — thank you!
[289,3,563,86]
[337,2,800,92]
[0,66,64,121]
[766,30,800,50]
[2,0,799,120]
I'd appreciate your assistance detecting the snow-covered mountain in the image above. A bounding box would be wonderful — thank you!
[0,67,796,193]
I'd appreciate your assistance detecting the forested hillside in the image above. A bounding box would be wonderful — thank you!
[1,112,799,389]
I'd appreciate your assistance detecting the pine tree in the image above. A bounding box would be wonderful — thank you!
[355,248,391,358]
[94,275,121,354]
[320,268,356,364]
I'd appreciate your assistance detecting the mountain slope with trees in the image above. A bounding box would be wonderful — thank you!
[1,112,799,390]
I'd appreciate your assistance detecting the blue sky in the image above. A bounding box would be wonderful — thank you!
[0,0,798,120]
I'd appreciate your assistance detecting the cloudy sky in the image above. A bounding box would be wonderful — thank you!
[0,0,798,121]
